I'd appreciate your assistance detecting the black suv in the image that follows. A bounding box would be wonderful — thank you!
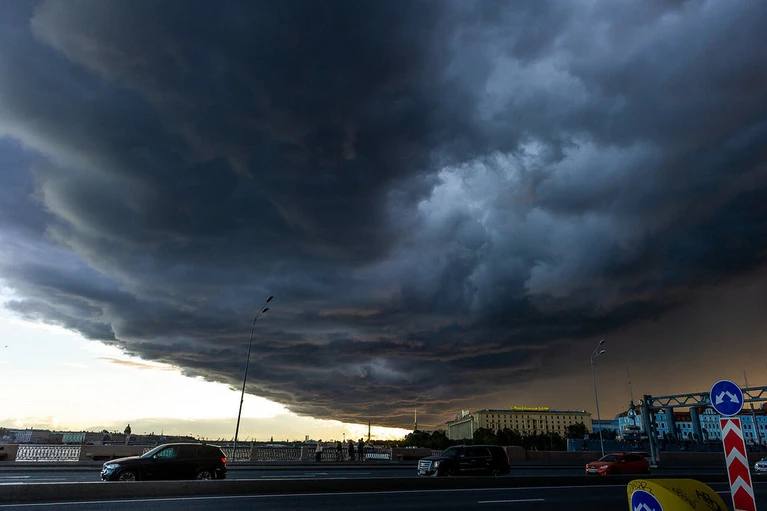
[101,443,227,481]
[417,445,510,477]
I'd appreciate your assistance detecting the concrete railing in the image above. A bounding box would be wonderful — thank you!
[306,446,393,462]
[0,445,18,461]
[251,446,303,462]
[15,445,81,462]
[220,447,251,462]
[307,444,357,462]
[364,448,392,460]
[1,443,395,463]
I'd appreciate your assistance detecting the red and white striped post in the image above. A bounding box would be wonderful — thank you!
[720,417,757,511]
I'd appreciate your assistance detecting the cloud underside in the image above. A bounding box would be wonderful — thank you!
[1,0,767,426]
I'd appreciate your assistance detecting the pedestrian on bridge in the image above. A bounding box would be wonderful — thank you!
[315,441,323,463]
[335,441,342,461]
[348,440,355,461]
[357,438,365,461]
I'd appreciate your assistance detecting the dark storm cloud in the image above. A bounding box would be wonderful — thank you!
[1,0,767,426]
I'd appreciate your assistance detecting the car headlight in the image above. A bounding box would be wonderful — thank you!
[433,461,441,468]
[104,463,120,470]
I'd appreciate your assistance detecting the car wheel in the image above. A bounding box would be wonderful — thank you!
[117,470,137,482]
[196,469,214,480]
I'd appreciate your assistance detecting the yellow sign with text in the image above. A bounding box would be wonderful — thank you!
[627,479,728,511]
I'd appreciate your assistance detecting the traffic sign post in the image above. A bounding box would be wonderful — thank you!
[711,379,758,511]
[721,418,757,511]
[631,489,663,511]
[711,379,745,417]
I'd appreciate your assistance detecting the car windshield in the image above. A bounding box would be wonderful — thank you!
[598,455,620,462]
[442,447,461,458]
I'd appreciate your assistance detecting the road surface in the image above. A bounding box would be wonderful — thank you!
[0,464,730,483]
[0,482,765,510]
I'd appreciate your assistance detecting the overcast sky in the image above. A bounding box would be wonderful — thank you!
[1,0,767,432]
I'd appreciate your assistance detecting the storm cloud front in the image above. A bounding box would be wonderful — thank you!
[1,0,767,427]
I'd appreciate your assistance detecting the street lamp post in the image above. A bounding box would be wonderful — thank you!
[590,339,607,457]
[232,296,273,461]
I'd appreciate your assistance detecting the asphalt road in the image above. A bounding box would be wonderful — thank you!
[1,482,766,510]
[0,465,732,483]
[0,465,414,483]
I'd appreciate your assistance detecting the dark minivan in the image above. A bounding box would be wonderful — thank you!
[101,443,227,481]
[417,445,510,477]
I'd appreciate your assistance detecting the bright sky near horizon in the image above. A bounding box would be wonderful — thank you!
[0,290,409,441]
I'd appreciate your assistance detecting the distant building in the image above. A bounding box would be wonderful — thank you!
[616,404,767,444]
[616,407,643,441]
[7,429,53,444]
[591,419,619,434]
[446,407,592,440]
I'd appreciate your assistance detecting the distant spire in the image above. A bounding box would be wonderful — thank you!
[626,367,634,405]
[414,409,418,431]
[367,420,371,442]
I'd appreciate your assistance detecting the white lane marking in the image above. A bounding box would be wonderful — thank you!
[0,479,70,484]
[0,477,31,479]
[258,475,314,478]
[304,472,370,479]
[259,472,372,478]
[478,499,545,504]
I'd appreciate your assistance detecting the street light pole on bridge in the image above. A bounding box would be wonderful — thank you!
[232,296,273,461]
[590,339,607,457]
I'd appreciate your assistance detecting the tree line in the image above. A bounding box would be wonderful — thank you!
[400,422,589,451]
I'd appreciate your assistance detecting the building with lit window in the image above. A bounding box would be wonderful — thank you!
[446,407,592,440]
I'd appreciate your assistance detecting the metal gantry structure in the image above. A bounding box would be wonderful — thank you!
[640,385,767,466]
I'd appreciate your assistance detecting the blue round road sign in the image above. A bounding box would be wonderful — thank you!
[710,379,744,417]
[631,489,663,511]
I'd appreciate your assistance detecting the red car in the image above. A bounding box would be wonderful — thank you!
[585,452,649,476]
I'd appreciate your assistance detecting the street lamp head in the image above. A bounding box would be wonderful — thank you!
[598,339,606,346]
[261,307,270,314]
[598,349,607,356]
[266,296,274,303]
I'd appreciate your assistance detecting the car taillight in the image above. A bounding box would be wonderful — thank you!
[221,456,227,465]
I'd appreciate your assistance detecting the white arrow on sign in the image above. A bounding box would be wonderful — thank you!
[634,504,657,511]
[715,391,740,405]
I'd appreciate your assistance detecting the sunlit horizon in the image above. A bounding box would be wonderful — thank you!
[0,295,410,442]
